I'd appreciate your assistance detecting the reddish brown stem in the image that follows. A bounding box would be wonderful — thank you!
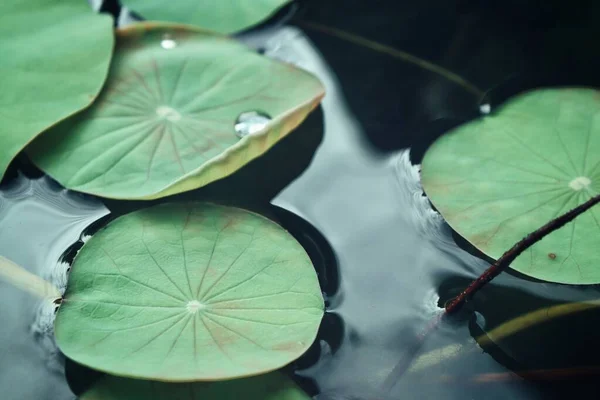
[446,193,600,314]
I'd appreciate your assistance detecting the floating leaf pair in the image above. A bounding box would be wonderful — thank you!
[4,2,323,398]
[421,88,600,284]
[56,203,324,381]
[28,23,324,200]
[0,0,113,181]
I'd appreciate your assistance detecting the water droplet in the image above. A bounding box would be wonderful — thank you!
[160,34,177,50]
[156,106,181,122]
[569,176,591,191]
[234,111,271,138]
[479,103,491,115]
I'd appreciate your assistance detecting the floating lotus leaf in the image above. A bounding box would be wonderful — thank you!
[0,0,113,181]
[55,203,324,381]
[421,88,600,284]
[121,0,292,34]
[81,372,310,400]
[28,23,324,200]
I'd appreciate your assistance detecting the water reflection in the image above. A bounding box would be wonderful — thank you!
[252,26,600,399]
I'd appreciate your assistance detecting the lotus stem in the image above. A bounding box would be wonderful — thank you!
[297,21,486,100]
[446,193,600,314]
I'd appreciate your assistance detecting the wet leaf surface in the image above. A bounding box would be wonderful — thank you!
[28,23,324,200]
[56,203,324,381]
[421,88,600,284]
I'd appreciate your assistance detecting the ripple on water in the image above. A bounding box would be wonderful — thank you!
[0,174,109,400]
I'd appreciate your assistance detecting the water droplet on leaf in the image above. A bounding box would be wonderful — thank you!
[160,34,177,50]
[234,111,271,138]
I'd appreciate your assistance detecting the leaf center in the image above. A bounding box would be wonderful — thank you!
[569,176,591,191]
[156,106,181,122]
[186,300,206,314]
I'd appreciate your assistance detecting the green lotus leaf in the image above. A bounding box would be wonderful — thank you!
[0,0,113,181]
[121,0,292,34]
[55,203,324,381]
[81,372,310,400]
[27,23,325,200]
[421,88,600,284]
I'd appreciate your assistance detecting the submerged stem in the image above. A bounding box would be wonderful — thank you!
[0,255,62,301]
[381,312,445,391]
[409,298,600,373]
[297,21,486,100]
[446,193,600,314]
[413,367,600,384]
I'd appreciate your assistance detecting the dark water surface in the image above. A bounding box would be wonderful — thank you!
[2,1,600,399]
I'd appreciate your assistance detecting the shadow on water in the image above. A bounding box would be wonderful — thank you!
[2,1,600,399]
[294,0,600,159]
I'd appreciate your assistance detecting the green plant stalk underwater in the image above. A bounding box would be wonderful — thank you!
[0,0,599,399]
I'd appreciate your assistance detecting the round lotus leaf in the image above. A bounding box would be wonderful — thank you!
[55,203,324,381]
[421,88,600,284]
[28,23,324,200]
[0,0,113,181]
[81,372,310,400]
[121,0,292,34]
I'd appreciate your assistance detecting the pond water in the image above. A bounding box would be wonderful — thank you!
[2,1,600,399]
